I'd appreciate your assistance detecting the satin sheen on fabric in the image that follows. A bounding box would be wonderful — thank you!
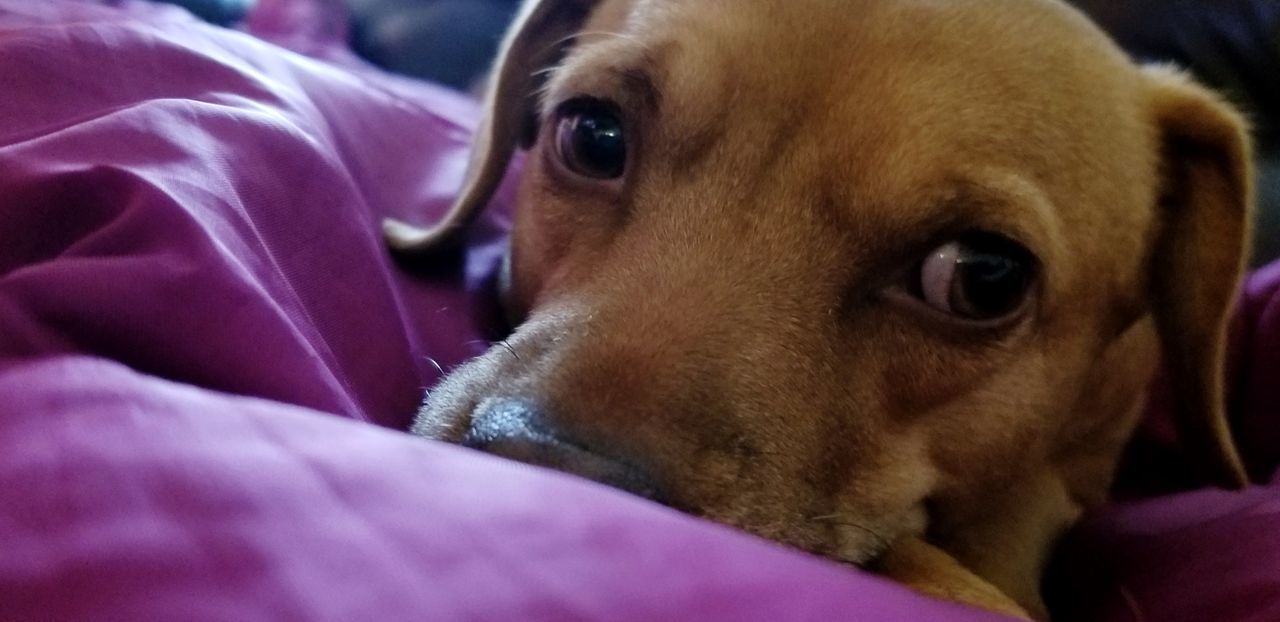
[0,2,1276,621]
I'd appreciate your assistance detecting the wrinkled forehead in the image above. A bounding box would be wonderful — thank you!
[546,0,1158,261]
[555,0,1148,173]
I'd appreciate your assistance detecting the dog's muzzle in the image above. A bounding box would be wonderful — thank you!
[462,398,665,502]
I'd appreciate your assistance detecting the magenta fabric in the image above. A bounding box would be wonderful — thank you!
[0,2,1002,620]
[0,1,1275,620]
[0,357,1003,622]
[1048,262,1280,622]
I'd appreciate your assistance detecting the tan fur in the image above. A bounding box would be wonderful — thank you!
[876,537,1032,618]
[387,0,1254,618]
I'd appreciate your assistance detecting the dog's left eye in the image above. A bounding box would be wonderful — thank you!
[555,99,627,180]
[912,233,1037,322]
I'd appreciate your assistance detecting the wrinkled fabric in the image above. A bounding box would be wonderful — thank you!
[0,1,1276,621]
[0,2,1003,620]
[0,0,504,427]
[0,356,1005,622]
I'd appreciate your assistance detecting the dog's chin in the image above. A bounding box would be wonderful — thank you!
[414,397,920,571]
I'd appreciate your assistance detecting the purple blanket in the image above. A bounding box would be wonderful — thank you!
[0,1,1277,620]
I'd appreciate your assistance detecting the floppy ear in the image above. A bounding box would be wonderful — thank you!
[384,0,601,257]
[1144,66,1254,488]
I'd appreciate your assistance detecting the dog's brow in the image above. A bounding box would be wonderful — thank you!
[614,66,662,114]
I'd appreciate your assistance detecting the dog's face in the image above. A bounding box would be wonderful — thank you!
[387,0,1252,614]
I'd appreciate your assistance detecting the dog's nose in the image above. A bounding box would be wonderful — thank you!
[463,399,663,501]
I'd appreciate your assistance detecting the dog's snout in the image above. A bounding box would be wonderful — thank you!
[461,398,551,452]
[463,399,664,502]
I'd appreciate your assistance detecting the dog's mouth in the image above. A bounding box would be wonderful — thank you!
[453,399,918,569]
[460,398,667,503]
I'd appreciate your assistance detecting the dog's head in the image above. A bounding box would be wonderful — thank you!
[387,0,1253,612]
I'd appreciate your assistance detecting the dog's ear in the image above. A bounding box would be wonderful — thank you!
[384,0,601,257]
[1143,66,1254,488]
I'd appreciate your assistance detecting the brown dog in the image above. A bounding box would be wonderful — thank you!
[385,0,1255,618]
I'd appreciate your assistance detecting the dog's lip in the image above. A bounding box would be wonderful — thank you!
[461,412,666,502]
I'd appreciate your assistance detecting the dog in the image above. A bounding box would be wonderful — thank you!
[384,0,1255,618]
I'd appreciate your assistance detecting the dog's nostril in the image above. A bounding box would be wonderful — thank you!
[461,398,552,451]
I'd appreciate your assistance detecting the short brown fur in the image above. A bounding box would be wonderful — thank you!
[387,1,1254,618]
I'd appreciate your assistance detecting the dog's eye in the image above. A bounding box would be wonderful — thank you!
[555,100,626,180]
[914,233,1036,321]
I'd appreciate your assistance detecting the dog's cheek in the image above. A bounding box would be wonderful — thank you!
[925,370,1057,497]
[506,200,552,318]
[509,161,632,307]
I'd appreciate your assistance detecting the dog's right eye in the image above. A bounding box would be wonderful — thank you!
[554,99,627,180]
[909,233,1038,323]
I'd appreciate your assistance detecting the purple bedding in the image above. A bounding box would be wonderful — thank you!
[0,1,1276,620]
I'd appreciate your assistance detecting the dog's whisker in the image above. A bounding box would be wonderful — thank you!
[531,31,605,66]
[582,30,652,49]
[529,30,655,85]
[808,514,891,550]
[552,30,649,49]
[425,356,446,376]
[545,32,581,50]
[499,340,521,361]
